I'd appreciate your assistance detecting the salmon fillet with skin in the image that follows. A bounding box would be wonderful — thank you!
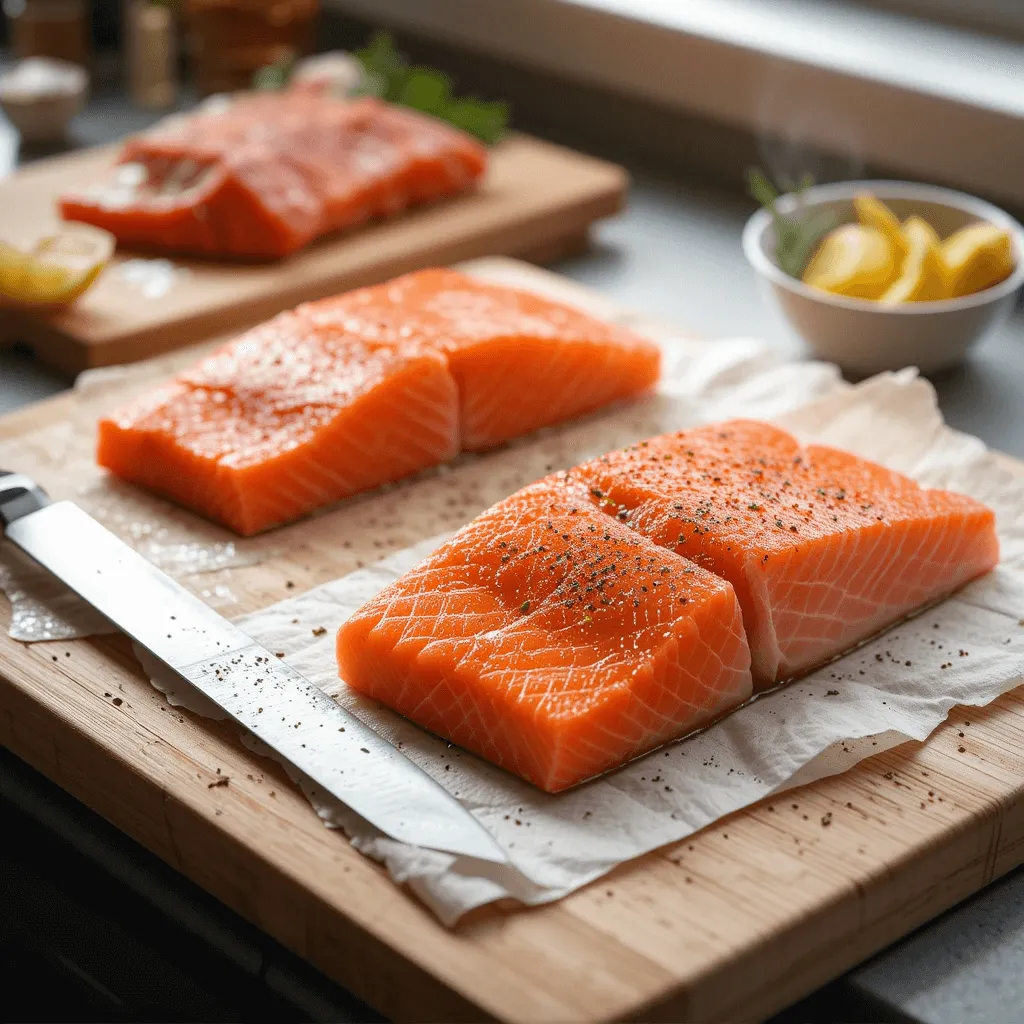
[96,314,460,536]
[59,95,487,259]
[97,269,661,534]
[336,476,753,792]
[566,419,1000,687]
[298,268,662,449]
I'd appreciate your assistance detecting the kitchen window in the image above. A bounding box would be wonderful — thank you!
[327,0,1024,206]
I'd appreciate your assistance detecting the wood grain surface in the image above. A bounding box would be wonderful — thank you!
[1,259,1023,1023]
[0,137,624,373]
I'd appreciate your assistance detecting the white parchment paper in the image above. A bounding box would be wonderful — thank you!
[132,369,1024,924]
[3,337,1024,925]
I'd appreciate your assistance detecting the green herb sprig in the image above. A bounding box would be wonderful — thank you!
[252,53,296,93]
[354,32,508,144]
[252,32,509,145]
[746,167,836,278]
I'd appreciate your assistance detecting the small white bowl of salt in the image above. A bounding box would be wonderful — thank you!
[0,58,88,144]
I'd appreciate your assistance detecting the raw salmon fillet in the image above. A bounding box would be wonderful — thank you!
[96,314,460,535]
[336,419,997,789]
[336,476,753,792]
[566,419,1000,687]
[59,94,487,258]
[97,269,660,534]
[297,268,661,449]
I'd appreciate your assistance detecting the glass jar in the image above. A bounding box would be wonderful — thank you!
[127,0,179,109]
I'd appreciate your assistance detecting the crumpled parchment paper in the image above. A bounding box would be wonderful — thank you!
[137,368,1024,924]
[3,328,1023,925]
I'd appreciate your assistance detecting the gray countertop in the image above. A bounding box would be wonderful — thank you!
[2,69,1024,1024]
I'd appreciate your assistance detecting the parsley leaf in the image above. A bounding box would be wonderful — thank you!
[253,32,509,145]
[354,32,509,144]
[354,29,407,99]
[252,53,296,92]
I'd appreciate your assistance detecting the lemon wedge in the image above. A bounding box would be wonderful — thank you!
[879,216,947,304]
[854,194,909,262]
[940,221,1014,298]
[0,225,114,308]
[802,223,899,299]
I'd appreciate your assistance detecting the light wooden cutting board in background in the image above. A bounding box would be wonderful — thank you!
[2,259,1024,1023]
[0,136,626,373]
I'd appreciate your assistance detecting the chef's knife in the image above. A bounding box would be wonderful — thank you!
[0,471,506,865]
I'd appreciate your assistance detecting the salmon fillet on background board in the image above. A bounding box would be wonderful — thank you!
[336,476,754,793]
[58,94,487,259]
[565,419,1000,688]
[336,420,997,791]
[96,269,661,535]
[296,268,660,449]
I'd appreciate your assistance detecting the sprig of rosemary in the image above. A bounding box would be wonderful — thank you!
[251,32,509,145]
[746,167,836,278]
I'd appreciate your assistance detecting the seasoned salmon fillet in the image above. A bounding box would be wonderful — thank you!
[59,95,487,259]
[298,268,661,449]
[96,270,661,534]
[567,419,1000,687]
[336,477,753,792]
[96,314,460,535]
[336,419,997,788]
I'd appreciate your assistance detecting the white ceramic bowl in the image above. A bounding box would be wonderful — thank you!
[0,58,88,144]
[742,180,1024,377]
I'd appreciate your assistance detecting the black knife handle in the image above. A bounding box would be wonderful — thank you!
[0,471,51,528]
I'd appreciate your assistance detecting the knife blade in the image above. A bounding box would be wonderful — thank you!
[0,471,506,865]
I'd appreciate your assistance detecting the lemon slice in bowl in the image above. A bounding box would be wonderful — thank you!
[0,225,114,308]
[879,216,947,304]
[940,221,1014,298]
[802,223,899,299]
[854,194,909,263]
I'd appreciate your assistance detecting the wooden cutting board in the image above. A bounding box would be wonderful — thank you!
[0,136,625,374]
[2,258,1024,1024]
